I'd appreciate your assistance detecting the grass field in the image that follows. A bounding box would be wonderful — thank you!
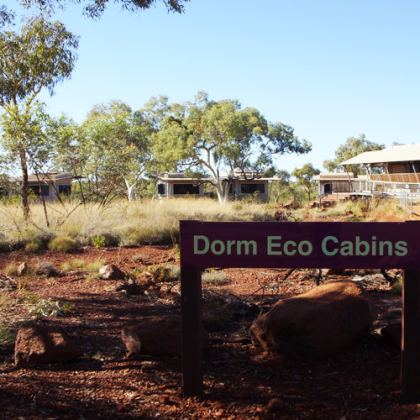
[0,197,409,251]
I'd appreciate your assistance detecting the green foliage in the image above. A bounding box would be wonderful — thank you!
[77,101,152,202]
[292,163,320,202]
[0,16,78,219]
[323,134,384,175]
[151,92,311,202]
[48,236,78,252]
[20,0,188,19]
[28,298,75,318]
[90,233,119,248]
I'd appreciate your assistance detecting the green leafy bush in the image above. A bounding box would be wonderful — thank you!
[48,236,78,252]
[90,233,119,248]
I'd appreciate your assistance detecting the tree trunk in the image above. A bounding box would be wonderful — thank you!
[125,180,136,201]
[19,148,30,220]
[214,180,227,204]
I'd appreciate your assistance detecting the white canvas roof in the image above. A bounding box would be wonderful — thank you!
[340,144,420,165]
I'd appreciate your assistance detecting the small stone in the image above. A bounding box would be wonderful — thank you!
[99,264,125,280]
[35,261,61,277]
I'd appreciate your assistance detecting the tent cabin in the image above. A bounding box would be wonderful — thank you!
[314,173,367,197]
[340,144,420,199]
[16,172,73,200]
[156,171,273,201]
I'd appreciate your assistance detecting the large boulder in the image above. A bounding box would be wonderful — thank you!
[250,280,372,357]
[121,315,208,358]
[99,264,126,280]
[14,324,82,367]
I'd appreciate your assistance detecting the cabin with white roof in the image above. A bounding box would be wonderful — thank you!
[317,144,420,202]
[16,172,73,200]
[340,144,420,199]
[156,170,274,201]
[314,173,367,197]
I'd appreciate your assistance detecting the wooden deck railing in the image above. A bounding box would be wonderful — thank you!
[369,173,420,183]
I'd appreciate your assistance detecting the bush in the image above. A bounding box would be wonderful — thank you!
[28,298,75,318]
[90,233,120,248]
[202,270,231,286]
[3,262,19,276]
[48,236,78,253]
[25,239,44,254]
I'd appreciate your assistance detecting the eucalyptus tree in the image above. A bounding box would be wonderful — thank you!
[79,101,151,203]
[0,16,78,219]
[152,92,311,202]
[323,134,384,176]
[292,163,320,202]
[13,0,188,19]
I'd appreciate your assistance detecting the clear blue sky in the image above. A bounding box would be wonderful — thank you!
[6,0,420,172]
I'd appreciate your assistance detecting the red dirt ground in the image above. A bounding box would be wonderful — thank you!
[0,246,418,419]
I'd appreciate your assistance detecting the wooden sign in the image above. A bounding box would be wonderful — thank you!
[180,220,420,402]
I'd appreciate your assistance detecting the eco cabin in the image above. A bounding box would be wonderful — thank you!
[317,144,420,200]
[315,173,368,196]
[156,171,272,201]
[17,172,73,200]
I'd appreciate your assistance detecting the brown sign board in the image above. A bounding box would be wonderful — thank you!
[180,220,420,403]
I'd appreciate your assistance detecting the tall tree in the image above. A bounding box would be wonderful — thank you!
[79,101,151,202]
[292,163,320,202]
[323,134,384,176]
[0,17,78,219]
[152,92,311,202]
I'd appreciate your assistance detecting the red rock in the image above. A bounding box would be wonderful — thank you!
[14,324,82,367]
[121,315,208,357]
[250,280,372,356]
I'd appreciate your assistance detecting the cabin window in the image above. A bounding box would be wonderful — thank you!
[173,183,200,195]
[29,185,49,197]
[58,185,71,195]
[157,184,166,195]
[240,183,265,194]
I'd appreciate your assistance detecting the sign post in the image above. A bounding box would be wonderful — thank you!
[180,221,420,401]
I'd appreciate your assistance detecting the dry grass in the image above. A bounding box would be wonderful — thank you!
[0,198,275,247]
[0,197,410,250]
[307,198,409,222]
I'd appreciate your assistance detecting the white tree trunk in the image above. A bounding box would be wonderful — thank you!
[125,179,136,201]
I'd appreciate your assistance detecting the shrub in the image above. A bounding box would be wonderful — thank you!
[3,262,19,276]
[28,298,75,318]
[25,239,44,254]
[202,270,231,286]
[48,236,78,253]
[90,233,119,248]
